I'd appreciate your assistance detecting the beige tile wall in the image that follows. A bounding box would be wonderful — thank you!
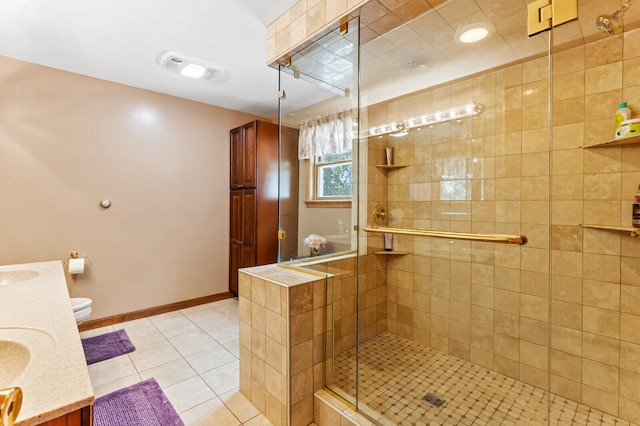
[239,265,326,426]
[267,0,368,65]
[302,255,386,393]
[364,29,640,424]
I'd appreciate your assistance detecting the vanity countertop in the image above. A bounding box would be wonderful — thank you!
[0,260,94,425]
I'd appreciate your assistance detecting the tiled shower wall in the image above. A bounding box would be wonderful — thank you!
[304,255,387,357]
[365,30,640,423]
[266,0,367,64]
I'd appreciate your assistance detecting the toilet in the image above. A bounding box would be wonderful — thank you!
[70,297,93,325]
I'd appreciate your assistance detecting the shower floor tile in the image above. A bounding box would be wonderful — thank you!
[331,332,638,426]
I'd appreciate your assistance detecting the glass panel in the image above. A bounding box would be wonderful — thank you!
[548,1,640,425]
[355,0,554,424]
[278,17,360,262]
[277,17,361,408]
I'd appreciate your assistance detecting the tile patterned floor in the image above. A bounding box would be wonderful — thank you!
[332,332,640,426]
[80,298,273,426]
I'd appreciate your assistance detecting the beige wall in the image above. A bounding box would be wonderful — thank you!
[365,29,640,422]
[0,55,262,319]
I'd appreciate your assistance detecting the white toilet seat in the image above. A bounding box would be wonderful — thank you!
[70,297,93,324]
[74,306,92,324]
[70,297,92,312]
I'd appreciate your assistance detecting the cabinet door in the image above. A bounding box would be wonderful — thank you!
[230,189,256,247]
[240,189,256,244]
[230,126,243,189]
[230,122,257,189]
[229,189,256,294]
[229,240,254,295]
[240,122,257,188]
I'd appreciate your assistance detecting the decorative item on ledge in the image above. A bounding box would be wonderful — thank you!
[304,234,327,256]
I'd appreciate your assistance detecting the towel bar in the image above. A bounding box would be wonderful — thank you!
[363,226,528,245]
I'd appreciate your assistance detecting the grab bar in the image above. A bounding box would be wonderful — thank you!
[363,226,528,245]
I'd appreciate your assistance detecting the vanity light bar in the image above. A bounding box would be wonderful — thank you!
[360,102,483,138]
[362,121,404,138]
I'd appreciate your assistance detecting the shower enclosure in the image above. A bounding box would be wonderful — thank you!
[278,1,640,424]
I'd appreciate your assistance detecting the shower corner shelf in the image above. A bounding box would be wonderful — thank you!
[581,134,640,148]
[580,224,639,238]
[374,164,409,169]
[374,250,409,255]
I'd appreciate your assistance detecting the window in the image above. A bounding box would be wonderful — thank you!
[306,151,352,207]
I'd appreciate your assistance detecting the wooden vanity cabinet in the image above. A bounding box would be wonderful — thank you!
[228,120,298,294]
[38,405,92,426]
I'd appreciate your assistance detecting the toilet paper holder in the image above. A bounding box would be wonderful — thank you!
[64,252,89,275]
[69,251,86,260]
[63,251,89,267]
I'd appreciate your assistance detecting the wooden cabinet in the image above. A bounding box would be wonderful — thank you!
[230,122,257,189]
[38,405,92,426]
[229,120,298,294]
[230,189,257,294]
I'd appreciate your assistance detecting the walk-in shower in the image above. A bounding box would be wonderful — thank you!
[278,0,640,424]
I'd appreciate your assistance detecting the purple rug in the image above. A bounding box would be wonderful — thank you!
[94,378,184,426]
[82,329,135,365]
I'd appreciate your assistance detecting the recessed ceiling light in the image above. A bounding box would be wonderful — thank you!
[454,22,495,44]
[159,51,223,80]
[180,63,206,79]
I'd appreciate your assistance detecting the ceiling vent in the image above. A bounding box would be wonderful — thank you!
[159,51,223,80]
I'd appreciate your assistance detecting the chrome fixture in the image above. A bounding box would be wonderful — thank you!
[596,0,636,34]
[0,387,22,426]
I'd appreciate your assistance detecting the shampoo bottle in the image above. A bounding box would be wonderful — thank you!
[616,102,631,136]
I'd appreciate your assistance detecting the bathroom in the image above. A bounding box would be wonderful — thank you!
[2,0,640,425]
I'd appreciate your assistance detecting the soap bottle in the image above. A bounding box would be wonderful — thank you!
[616,102,631,135]
[633,184,640,228]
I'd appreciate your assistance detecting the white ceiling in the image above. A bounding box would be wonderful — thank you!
[2,0,639,121]
[0,0,302,118]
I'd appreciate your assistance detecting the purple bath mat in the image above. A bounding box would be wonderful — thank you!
[94,378,184,426]
[81,329,135,365]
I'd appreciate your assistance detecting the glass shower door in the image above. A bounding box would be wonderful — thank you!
[276,16,362,406]
[355,1,554,424]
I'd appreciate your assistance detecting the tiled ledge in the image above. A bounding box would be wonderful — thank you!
[240,263,320,287]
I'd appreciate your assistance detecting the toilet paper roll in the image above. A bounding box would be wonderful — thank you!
[68,258,85,274]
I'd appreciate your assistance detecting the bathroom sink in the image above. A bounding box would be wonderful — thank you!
[0,341,30,387]
[0,327,55,388]
[0,270,40,285]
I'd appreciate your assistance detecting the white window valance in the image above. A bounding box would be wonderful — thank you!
[298,111,353,160]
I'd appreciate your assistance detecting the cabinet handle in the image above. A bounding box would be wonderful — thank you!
[238,241,244,245]
[238,184,244,188]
